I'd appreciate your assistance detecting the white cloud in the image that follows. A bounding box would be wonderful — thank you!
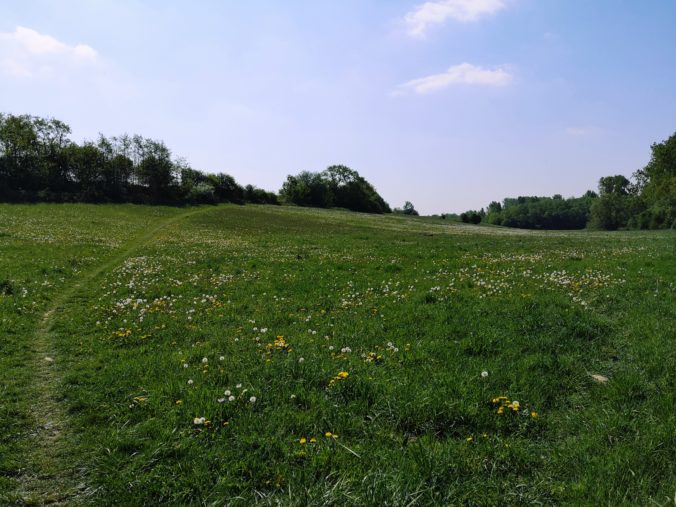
[0,26,97,78]
[395,63,512,95]
[404,0,506,38]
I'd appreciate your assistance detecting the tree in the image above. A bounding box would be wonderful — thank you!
[598,175,631,196]
[396,201,418,215]
[632,132,676,228]
[0,114,41,192]
[589,175,634,230]
[65,143,106,200]
[136,141,176,203]
[280,171,332,208]
[208,173,244,203]
[279,165,390,213]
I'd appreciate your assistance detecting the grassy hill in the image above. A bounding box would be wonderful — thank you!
[0,203,674,505]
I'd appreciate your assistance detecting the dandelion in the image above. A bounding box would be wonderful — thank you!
[183,363,189,368]
[481,371,489,378]
[290,394,296,399]
[337,371,349,379]
[224,390,231,396]
[236,383,242,388]
[193,417,206,425]
[202,357,208,364]
[219,356,225,361]
[217,397,226,403]
[298,357,305,363]
[175,400,183,405]
[228,395,235,402]
[466,436,473,442]
[299,437,307,445]
[249,396,257,403]
[309,437,317,443]
[325,431,332,438]
[531,411,538,419]
[187,379,194,385]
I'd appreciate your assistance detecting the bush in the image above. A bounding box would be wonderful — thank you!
[187,182,217,204]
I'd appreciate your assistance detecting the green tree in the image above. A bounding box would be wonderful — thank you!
[136,141,176,203]
[589,175,634,230]
[632,132,676,228]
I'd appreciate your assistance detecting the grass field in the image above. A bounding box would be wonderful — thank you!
[0,203,674,506]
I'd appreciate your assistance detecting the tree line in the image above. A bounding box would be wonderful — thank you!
[0,112,393,213]
[0,113,278,205]
[2,112,672,228]
[459,132,675,230]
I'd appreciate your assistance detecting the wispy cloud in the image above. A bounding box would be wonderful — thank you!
[394,63,512,95]
[404,0,506,38]
[0,26,97,78]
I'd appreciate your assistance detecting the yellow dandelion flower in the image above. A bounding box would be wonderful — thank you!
[299,437,307,445]
[531,411,538,419]
[325,432,332,438]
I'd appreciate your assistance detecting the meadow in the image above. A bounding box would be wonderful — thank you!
[0,203,674,506]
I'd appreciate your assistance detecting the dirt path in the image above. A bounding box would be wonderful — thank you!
[16,206,217,505]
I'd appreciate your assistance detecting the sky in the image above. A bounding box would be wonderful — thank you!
[1,0,675,214]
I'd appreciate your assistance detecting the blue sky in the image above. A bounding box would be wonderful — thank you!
[1,0,675,214]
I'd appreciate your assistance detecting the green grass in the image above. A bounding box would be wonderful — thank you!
[0,203,674,505]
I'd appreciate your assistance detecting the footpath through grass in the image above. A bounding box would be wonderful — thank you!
[0,204,674,505]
